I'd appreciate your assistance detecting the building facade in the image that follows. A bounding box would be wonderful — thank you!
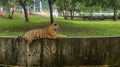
[0,0,58,17]
[33,0,49,12]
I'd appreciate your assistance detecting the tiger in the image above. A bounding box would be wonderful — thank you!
[22,23,67,43]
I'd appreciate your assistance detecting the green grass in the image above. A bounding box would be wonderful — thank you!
[0,14,120,37]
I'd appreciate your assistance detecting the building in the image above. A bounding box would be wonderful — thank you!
[0,6,7,14]
[0,0,58,17]
[31,0,58,17]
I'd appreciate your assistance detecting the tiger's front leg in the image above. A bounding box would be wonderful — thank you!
[57,34,67,38]
[49,31,67,38]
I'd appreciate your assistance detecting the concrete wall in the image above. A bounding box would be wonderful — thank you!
[0,36,120,67]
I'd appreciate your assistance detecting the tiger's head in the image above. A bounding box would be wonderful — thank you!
[48,23,58,31]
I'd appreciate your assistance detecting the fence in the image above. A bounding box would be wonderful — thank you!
[0,36,120,67]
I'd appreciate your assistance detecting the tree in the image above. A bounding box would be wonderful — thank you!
[0,0,17,19]
[55,0,65,19]
[75,2,88,16]
[48,0,54,24]
[100,0,120,21]
[85,0,120,21]
[55,0,72,20]
[18,0,35,22]
[56,0,84,20]
[110,0,120,21]
[19,0,29,22]
[69,0,76,19]
[48,0,56,24]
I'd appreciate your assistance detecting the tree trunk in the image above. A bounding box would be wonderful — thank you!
[70,10,73,20]
[11,11,14,19]
[19,0,29,22]
[8,15,13,19]
[70,4,75,20]
[64,10,69,20]
[113,7,118,21]
[62,10,68,20]
[8,8,13,19]
[90,9,93,17]
[48,0,54,24]
[63,10,68,20]
[23,5,29,22]
[79,11,81,17]
[9,8,15,19]
[62,11,65,17]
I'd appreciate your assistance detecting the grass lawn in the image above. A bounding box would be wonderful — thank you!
[0,14,120,37]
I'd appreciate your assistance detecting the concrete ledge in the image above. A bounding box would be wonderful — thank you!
[0,36,120,66]
[0,36,18,38]
[1,36,120,38]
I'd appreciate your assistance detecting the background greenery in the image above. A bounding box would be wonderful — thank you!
[0,14,120,37]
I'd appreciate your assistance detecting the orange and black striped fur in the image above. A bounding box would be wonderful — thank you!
[23,23,67,43]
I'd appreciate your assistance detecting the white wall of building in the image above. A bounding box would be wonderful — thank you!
[0,7,3,11]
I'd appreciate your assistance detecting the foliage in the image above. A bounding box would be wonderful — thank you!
[55,0,76,19]
[100,0,120,20]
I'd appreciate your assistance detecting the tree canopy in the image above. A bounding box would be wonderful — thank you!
[1,0,120,21]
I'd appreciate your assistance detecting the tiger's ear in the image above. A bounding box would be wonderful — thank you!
[54,23,57,26]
